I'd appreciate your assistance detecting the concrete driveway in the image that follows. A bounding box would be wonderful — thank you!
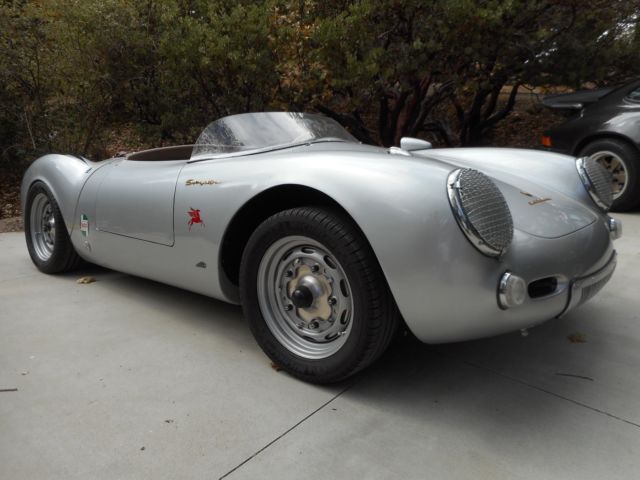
[1,214,639,479]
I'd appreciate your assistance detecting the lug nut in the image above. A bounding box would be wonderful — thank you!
[328,296,337,305]
[309,321,319,329]
[284,304,293,311]
[311,264,320,273]
[285,270,293,278]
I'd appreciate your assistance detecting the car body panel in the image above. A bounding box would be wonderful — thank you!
[95,160,185,246]
[22,114,618,344]
[543,79,640,155]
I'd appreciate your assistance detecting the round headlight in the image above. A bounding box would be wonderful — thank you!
[447,168,514,258]
[576,157,613,211]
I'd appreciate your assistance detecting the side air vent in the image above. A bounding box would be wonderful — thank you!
[528,277,559,299]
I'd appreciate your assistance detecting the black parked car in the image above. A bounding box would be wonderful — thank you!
[542,79,640,211]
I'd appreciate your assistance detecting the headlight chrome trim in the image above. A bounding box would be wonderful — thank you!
[498,272,527,309]
[607,216,622,240]
[447,168,513,258]
[576,157,613,212]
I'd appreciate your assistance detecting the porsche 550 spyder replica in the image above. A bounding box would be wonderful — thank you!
[22,112,621,383]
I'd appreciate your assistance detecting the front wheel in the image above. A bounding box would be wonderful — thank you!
[579,138,640,211]
[240,207,399,383]
[25,182,83,273]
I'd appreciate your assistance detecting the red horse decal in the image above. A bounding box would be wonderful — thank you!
[187,208,205,231]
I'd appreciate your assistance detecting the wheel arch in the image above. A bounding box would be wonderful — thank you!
[574,132,640,157]
[21,154,94,232]
[218,184,374,302]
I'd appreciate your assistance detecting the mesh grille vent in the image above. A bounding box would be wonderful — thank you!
[453,169,514,255]
[585,157,613,209]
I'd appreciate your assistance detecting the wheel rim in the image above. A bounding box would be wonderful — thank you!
[30,193,56,261]
[589,150,628,200]
[257,236,354,359]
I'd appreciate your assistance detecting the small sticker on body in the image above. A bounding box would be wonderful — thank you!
[80,214,89,237]
[187,208,205,231]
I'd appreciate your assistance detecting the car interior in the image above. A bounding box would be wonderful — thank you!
[126,145,194,161]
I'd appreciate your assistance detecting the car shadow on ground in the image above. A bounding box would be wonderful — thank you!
[58,263,611,436]
[59,263,250,341]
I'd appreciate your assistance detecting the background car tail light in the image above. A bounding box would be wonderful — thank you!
[447,168,514,258]
[541,135,552,147]
[576,157,614,211]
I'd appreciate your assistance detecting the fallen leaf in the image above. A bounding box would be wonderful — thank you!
[270,362,282,372]
[77,276,96,284]
[164,419,174,423]
[567,332,587,343]
[140,446,145,451]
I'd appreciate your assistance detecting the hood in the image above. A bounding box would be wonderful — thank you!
[289,142,598,239]
[411,148,598,239]
[492,179,596,238]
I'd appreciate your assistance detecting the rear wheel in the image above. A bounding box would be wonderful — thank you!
[579,138,640,211]
[239,207,399,383]
[25,182,82,273]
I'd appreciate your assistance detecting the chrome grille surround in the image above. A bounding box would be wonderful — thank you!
[557,251,617,318]
[576,157,613,211]
[577,269,613,307]
[447,168,514,258]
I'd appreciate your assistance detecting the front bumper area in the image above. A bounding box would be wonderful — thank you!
[395,216,616,344]
[558,251,617,317]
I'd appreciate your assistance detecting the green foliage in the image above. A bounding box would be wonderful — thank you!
[1,0,639,167]
[304,0,640,145]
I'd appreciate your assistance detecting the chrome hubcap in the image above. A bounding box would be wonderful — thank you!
[29,193,56,261]
[590,150,628,200]
[257,236,353,359]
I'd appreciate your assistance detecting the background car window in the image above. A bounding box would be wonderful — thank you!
[626,87,640,102]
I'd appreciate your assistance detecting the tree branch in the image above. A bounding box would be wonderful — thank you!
[315,105,377,145]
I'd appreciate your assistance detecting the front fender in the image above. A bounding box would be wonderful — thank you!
[186,148,462,326]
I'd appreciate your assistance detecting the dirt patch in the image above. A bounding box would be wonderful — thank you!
[490,94,564,149]
[0,216,23,233]
[1,171,22,220]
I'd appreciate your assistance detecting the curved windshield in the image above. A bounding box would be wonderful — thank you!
[191,112,357,159]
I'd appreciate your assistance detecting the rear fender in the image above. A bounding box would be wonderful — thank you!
[21,154,99,233]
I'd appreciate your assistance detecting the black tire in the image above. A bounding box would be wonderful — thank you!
[239,207,399,384]
[24,181,83,273]
[579,138,640,211]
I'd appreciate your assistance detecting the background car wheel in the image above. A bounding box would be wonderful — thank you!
[25,181,83,273]
[579,138,640,211]
[240,207,399,384]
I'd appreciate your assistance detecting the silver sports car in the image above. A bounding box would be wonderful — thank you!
[22,112,621,383]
